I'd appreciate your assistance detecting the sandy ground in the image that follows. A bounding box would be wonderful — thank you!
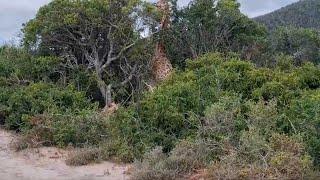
[0,129,130,180]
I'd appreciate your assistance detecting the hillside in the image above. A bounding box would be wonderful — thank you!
[254,0,320,31]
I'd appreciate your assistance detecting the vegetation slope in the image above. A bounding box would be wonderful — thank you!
[255,0,320,31]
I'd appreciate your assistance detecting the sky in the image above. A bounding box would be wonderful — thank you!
[0,0,299,45]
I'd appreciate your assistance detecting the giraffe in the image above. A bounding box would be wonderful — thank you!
[151,0,173,82]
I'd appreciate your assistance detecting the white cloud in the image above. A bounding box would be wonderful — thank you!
[0,0,51,45]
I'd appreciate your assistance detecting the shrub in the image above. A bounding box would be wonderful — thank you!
[275,54,295,72]
[14,56,60,82]
[3,82,94,130]
[0,58,14,78]
[109,70,211,156]
[108,53,320,164]
[131,147,174,180]
[166,140,214,174]
[268,134,314,179]
[138,72,201,138]
[238,127,271,164]
[23,111,108,147]
[132,139,216,180]
[0,46,60,82]
[207,132,316,179]
[10,134,38,151]
[296,63,320,89]
[201,94,244,144]
[245,99,279,136]
[1,47,319,178]
[106,106,146,161]
[66,148,105,166]
[217,60,255,98]
[282,90,320,167]
[109,54,256,159]
[253,81,286,101]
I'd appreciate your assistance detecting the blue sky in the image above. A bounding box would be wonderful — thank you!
[0,0,299,45]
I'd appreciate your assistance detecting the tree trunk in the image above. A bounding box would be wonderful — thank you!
[97,77,118,113]
[95,65,113,109]
[105,84,112,107]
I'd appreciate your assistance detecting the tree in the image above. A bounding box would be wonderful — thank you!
[23,0,152,108]
[163,0,267,67]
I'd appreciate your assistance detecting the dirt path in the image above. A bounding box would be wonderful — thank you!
[0,129,130,180]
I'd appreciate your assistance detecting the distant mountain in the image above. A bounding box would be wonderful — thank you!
[254,0,320,31]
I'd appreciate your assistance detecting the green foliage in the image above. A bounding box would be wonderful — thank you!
[139,72,201,134]
[108,53,223,156]
[11,110,110,153]
[202,94,244,143]
[23,0,143,51]
[107,52,320,174]
[1,1,320,178]
[0,46,60,83]
[207,132,316,179]
[2,46,319,175]
[282,90,320,167]
[274,54,295,72]
[296,63,320,89]
[255,0,320,67]
[245,100,278,136]
[18,56,60,81]
[31,111,107,147]
[3,83,94,130]
[164,0,267,67]
[253,81,286,101]
[22,0,153,107]
[271,26,320,64]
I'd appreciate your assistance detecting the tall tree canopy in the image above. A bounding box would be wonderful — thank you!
[164,0,267,67]
[23,0,153,108]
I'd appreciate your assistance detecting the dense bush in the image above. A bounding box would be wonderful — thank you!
[2,83,94,130]
[0,46,104,149]
[106,52,320,177]
[132,139,215,180]
[131,97,319,179]
[207,132,317,179]
[1,45,320,178]
[0,47,60,82]
[114,57,319,156]
[1,0,319,178]
[282,90,320,167]
[26,111,108,147]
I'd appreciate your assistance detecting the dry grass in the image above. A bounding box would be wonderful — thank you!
[131,140,216,180]
[10,132,47,151]
[65,148,105,166]
[206,133,319,180]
